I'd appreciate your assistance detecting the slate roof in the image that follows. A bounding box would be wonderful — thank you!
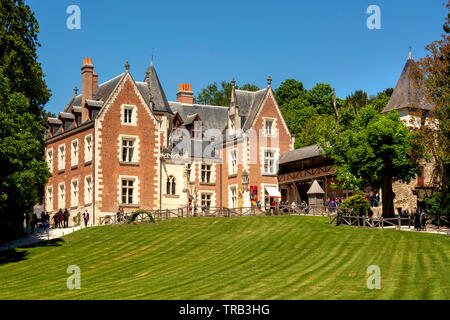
[169,102,229,133]
[59,112,75,120]
[307,179,325,194]
[279,144,323,164]
[140,62,172,114]
[382,58,435,114]
[235,89,268,131]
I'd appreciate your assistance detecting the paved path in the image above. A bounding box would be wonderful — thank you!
[0,226,86,251]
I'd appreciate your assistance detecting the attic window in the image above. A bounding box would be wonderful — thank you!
[192,121,202,140]
[173,119,183,139]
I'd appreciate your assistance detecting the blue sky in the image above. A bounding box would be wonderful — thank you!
[26,0,447,115]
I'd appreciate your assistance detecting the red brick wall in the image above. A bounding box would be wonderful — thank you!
[45,126,94,213]
[96,76,159,213]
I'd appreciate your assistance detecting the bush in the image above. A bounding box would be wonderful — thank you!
[128,210,155,223]
[340,192,370,217]
[72,212,81,226]
[424,192,450,217]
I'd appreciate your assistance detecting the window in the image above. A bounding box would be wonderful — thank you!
[121,179,134,204]
[58,183,65,209]
[201,193,212,209]
[71,179,78,207]
[263,149,276,174]
[166,176,176,195]
[58,144,65,171]
[192,120,202,140]
[173,120,183,139]
[122,105,136,125]
[71,140,78,167]
[84,176,92,204]
[201,164,212,183]
[121,138,136,163]
[265,119,273,136]
[46,149,53,173]
[230,186,237,208]
[228,149,237,175]
[85,135,92,163]
[46,186,53,212]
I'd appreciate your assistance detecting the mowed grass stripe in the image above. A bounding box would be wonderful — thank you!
[0,215,449,299]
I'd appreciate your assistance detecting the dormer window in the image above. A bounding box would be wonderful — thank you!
[192,120,202,140]
[121,105,136,125]
[173,120,183,139]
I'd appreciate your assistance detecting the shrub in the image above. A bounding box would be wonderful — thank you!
[72,212,81,226]
[340,192,370,217]
[128,210,155,223]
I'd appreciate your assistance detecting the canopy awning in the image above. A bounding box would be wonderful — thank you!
[265,186,281,198]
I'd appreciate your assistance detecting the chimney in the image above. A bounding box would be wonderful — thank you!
[92,69,99,92]
[176,83,194,104]
[81,57,94,122]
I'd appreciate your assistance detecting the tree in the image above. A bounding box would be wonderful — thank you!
[345,90,368,115]
[321,106,422,218]
[275,79,305,107]
[0,0,51,242]
[369,88,393,112]
[308,83,334,115]
[195,81,259,106]
[411,1,450,216]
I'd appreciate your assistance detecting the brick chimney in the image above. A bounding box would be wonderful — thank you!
[92,69,99,92]
[176,83,194,104]
[81,58,94,122]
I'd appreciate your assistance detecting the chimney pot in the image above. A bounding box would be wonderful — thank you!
[176,82,194,104]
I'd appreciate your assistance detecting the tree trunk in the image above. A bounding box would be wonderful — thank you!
[381,175,394,218]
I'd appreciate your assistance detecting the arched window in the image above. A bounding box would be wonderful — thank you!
[166,176,176,195]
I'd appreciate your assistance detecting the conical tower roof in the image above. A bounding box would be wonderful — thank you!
[143,61,172,114]
[307,179,325,195]
[382,56,434,114]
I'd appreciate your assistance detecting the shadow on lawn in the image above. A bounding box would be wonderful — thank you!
[0,238,65,266]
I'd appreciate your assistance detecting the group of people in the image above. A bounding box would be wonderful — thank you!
[366,192,380,207]
[414,209,427,231]
[326,197,343,211]
[52,209,71,228]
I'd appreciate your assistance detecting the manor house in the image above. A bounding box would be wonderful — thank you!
[44,58,294,223]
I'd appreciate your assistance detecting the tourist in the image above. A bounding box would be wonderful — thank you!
[414,208,421,231]
[193,205,198,217]
[420,211,426,231]
[31,212,37,233]
[369,192,374,207]
[375,193,380,207]
[63,208,70,228]
[291,201,296,211]
[82,210,89,227]
[257,200,262,209]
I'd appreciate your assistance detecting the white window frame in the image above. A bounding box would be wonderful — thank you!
[121,104,137,126]
[120,176,138,205]
[261,147,279,175]
[229,185,238,208]
[46,148,53,173]
[119,135,139,163]
[166,175,176,195]
[200,192,212,210]
[84,175,93,205]
[71,179,79,208]
[58,144,66,171]
[201,164,212,183]
[46,185,53,212]
[263,117,277,137]
[228,149,237,176]
[84,134,93,163]
[58,182,65,209]
[71,139,79,167]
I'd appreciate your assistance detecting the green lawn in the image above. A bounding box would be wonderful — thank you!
[0,215,449,299]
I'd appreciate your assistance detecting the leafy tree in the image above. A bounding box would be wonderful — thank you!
[369,88,393,112]
[295,114,336,148]
[308,83,334,115]
[0,0,51,242]
[275,79,305,107]
[195,81,259,106]
[321,106,423,218]
[345,90,368,115]
[411,1,450,216]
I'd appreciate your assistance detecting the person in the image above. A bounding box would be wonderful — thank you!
[116,207,122,223]
[82,210,89,227]
[58,209,63,228]
[291,201,296,212]
[257,200,262,209]
[53,212,59,228]
[31,212,37,233]
[193,205,198,217]
[369,192,374,207]
[63,208,70,228]
[414,208,421,231]
[420,211,426,231]
[375,193,380,207]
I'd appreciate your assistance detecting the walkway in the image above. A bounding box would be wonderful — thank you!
[0,226,86,251]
